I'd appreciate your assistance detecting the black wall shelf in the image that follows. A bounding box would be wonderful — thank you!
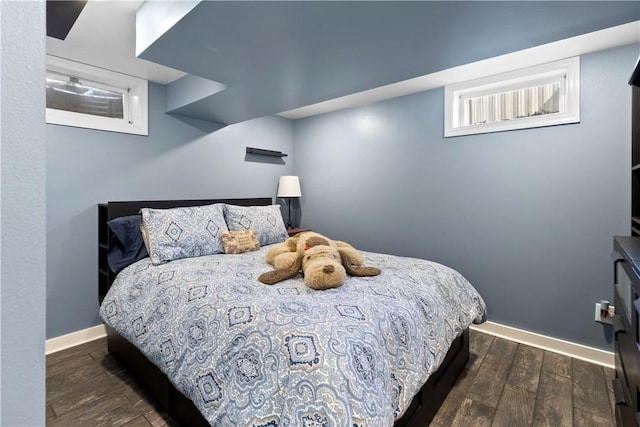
[246,147,288,157]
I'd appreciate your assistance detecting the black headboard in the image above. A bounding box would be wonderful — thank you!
[98,198,272,303]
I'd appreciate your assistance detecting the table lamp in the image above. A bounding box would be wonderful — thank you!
[277,176,301,229]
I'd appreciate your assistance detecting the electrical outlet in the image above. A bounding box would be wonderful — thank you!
[595,302,615,325]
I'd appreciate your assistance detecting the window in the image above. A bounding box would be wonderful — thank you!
[444,57,579,137]
[46,56,148,135]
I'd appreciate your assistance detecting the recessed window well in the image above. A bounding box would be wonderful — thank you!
[46,55,148,135]
[444,57,579,137]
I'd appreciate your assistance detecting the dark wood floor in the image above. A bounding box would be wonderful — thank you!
[46,329,616,426]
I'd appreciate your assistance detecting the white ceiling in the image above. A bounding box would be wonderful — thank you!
[46,0,184,85]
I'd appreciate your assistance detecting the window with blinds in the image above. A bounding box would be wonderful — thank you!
[46,56,148,136]
[445,57,579,137]
[46,75,125,119]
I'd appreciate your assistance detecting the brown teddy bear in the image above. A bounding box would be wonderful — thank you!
[258,231,381,290]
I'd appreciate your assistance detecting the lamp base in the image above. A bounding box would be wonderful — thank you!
[286,197,294,230]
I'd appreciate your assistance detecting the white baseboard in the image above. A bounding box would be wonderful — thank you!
[470,321,614,369]
[45,324,107,355]
[46,321,615,369]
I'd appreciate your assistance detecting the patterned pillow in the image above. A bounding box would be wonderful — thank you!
[140,203,228,265]
[223,204,288,246]
[221,229,261,254]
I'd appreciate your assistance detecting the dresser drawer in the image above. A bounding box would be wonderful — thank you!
[613,371,638,427]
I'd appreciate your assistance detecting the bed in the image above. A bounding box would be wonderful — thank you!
[98,198,486,427]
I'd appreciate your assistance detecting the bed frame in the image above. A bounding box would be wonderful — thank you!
[98,198,469,427]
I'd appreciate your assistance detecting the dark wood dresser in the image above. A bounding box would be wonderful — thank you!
[613,236,640,426]
[613,59,640,426]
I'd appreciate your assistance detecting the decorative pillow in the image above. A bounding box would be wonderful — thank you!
[140,203,228,265]
[106,215,148,273]
[221,229,260,254]
[223,204,288,246]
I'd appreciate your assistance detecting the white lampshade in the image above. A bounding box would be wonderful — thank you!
[277,176,301,197]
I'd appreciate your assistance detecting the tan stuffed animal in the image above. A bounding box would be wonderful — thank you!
[258,231,381,290]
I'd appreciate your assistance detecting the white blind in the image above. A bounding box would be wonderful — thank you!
[463,82,560,126]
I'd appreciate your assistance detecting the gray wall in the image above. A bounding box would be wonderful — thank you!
[44,37,638,354]
[46,83,295,338]
[293,44,637,351]
[1,0,46,424]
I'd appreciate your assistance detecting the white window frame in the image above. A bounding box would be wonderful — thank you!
[444,57,580,137]
[46,55,148,136]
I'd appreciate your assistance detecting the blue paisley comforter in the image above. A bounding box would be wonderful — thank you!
[99,246,486,426]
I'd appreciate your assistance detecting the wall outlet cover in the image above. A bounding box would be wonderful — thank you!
[595,302,614,325]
